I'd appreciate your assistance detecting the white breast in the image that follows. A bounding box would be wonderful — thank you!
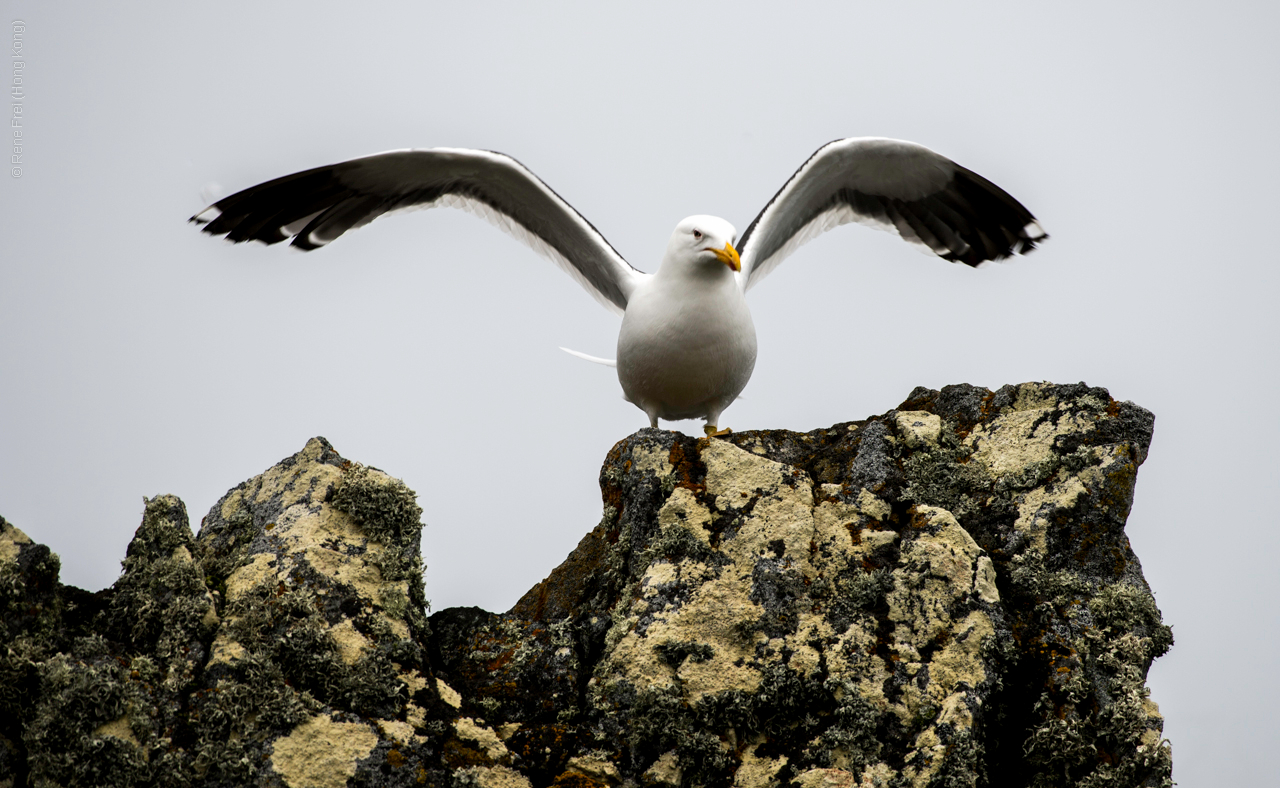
[616,273,757,425]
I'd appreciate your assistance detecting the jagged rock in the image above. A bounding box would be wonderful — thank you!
[0,382,1172,787]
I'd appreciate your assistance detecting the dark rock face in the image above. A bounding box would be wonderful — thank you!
[0,383,1172,787]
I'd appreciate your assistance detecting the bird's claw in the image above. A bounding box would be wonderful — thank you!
[703,425,733,438]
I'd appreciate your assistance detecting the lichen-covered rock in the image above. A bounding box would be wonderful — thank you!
[494,382,1171,788]
[0,383,1172,788]
[1,439,446,787]
[187,437,446,786]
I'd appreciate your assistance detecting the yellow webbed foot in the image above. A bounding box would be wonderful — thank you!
[703,425,733,437]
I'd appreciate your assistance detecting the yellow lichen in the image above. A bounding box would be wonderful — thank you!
[269,714,377,788]
[857,763,897,787]
[963,386,1114,503]
[207,634,248,666]
[436,678,463,709]
[92,715,140,748]
[566,753,622,783]
[642,561,679,597]
[974,556,1000,603]
[888,507,986,650]
[222,553,278,603]
[702,439,790,512]
[643,750,681,786]
[900,726,948,788]
[1012,382,1059,411]
[377,718,416,743]
[894,411,941,448]
[657,487,713,545]
[327,619,370,665]
[793,767,857,787]
[633,444,675,478]
[733,739,787,787]
[856,490,892,522]
[928,611,995,709]
[0,521,32,565]
[1010,445,1120,555]
[255,438,344,511]
[454,717,509,761]
[496,722,521,740]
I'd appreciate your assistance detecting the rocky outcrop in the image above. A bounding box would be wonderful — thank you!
[0,382,1172,787]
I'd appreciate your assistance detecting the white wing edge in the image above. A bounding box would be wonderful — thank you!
[738,137,960,291]
[376,191,638,316]
[740,203,931,291]
[433,149,644,315]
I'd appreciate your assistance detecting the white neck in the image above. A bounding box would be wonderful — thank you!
[655,252,734,286]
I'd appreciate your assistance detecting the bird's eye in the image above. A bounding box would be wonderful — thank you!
[692,229,703,240]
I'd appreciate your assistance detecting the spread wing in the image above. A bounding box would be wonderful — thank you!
[191,148,645,314]
[737,137,1048,290]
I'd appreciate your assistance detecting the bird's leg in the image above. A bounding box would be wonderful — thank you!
[703,406,733,437]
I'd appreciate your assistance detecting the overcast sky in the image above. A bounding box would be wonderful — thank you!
[2,2,1276,784]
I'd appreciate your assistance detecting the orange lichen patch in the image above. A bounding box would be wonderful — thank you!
[443,739,495,768]
[666,439,708,495]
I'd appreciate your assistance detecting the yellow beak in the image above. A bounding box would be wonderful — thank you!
[709,241,741,272]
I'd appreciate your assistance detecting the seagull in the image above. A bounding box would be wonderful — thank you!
[192,138,1046,435]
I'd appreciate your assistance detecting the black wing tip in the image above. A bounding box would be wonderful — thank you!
[189,164,363,250]
[943,168,1050,266]
[190,207,300,247]
[936,221,1048,267]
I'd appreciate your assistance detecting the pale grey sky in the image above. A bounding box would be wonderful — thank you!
[2,2,1277,784]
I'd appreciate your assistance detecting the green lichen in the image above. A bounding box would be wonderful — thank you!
[901,440,990,520]
[217,577,411,719]
[614,658,894,787]
[654,640,715,669]
[833,568,893,614]
[330,464,431,622]
[808,684,883,774]
[923,729,983,788]
[330,465,423,550]
[23,648,150,788]
[99,497,216,668]
[1021,581,1173,788]
[196,503,258,595]
[1090,582,1173,657]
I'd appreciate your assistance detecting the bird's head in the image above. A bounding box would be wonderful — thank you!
[664,215,740,275]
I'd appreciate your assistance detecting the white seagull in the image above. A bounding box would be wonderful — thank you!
[192,138,1046,435]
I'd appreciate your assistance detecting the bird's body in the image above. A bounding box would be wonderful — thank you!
[193,138,1047,433]
[618,217,756,428]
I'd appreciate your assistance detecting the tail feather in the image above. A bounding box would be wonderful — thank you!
[559,347,617,368]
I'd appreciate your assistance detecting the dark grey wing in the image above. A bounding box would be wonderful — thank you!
[192,148,645,314]
[736,138,1048,291]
